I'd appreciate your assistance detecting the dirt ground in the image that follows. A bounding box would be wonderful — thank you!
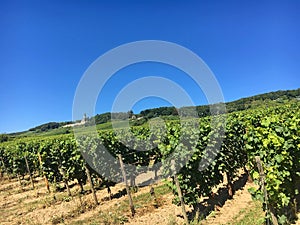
[0,173,291,225]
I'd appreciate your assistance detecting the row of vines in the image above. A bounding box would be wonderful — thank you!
[0,102,299,224]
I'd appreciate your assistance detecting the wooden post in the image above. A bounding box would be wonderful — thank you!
[150,185,158,208]
[255,156,278,225]
[85,164,98,205]
[0,158,3,176]
[58,157,71,197]
[37,152,50,193]
[107,185,112,200]
[64,178,71,196]
[174,174,189,225]
[226,172,234,199]
[61,167,71,196]
[118,154,135,217]
[0,157,4,180]
[244,166,253,183]
[24,154,34,189]
[0,157,10,180]
[17,173,22,186]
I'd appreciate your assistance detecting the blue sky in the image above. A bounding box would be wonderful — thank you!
[1,0,300,133]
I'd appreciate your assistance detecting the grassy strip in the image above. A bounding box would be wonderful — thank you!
[226,201,265,225]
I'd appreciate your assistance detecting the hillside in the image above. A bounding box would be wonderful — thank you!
[2,88,299,140]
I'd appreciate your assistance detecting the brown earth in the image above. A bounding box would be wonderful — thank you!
[0,173,294,225]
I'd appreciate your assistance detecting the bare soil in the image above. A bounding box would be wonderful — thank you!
[0,173,294,225]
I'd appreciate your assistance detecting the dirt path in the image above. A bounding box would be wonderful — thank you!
[125,193,187,225]
[0,177,130,225]
[66,183,161,224]
[0,174,296,225]
[201,182,258,225]
[127,175,259,225]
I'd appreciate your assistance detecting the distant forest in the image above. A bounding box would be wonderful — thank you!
[24,88,300,133]
[139,88,300,119]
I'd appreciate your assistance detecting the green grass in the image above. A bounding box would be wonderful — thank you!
[226,201,265,225]
[96,121,113,130]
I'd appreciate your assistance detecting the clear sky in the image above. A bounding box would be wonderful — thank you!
[1,0,300,133]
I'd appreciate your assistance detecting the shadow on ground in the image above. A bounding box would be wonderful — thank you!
[187,172,249,221]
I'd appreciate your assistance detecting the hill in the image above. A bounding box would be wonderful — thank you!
[2,88,299,139]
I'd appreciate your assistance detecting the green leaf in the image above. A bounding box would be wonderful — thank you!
[252,171,260,179]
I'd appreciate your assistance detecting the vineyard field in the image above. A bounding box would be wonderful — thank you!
[0,172,266,225]
[0,101,299,224]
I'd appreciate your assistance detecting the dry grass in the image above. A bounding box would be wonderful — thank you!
[0,174,288,225]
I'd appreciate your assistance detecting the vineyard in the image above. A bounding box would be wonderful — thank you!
[0,102,299,224]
